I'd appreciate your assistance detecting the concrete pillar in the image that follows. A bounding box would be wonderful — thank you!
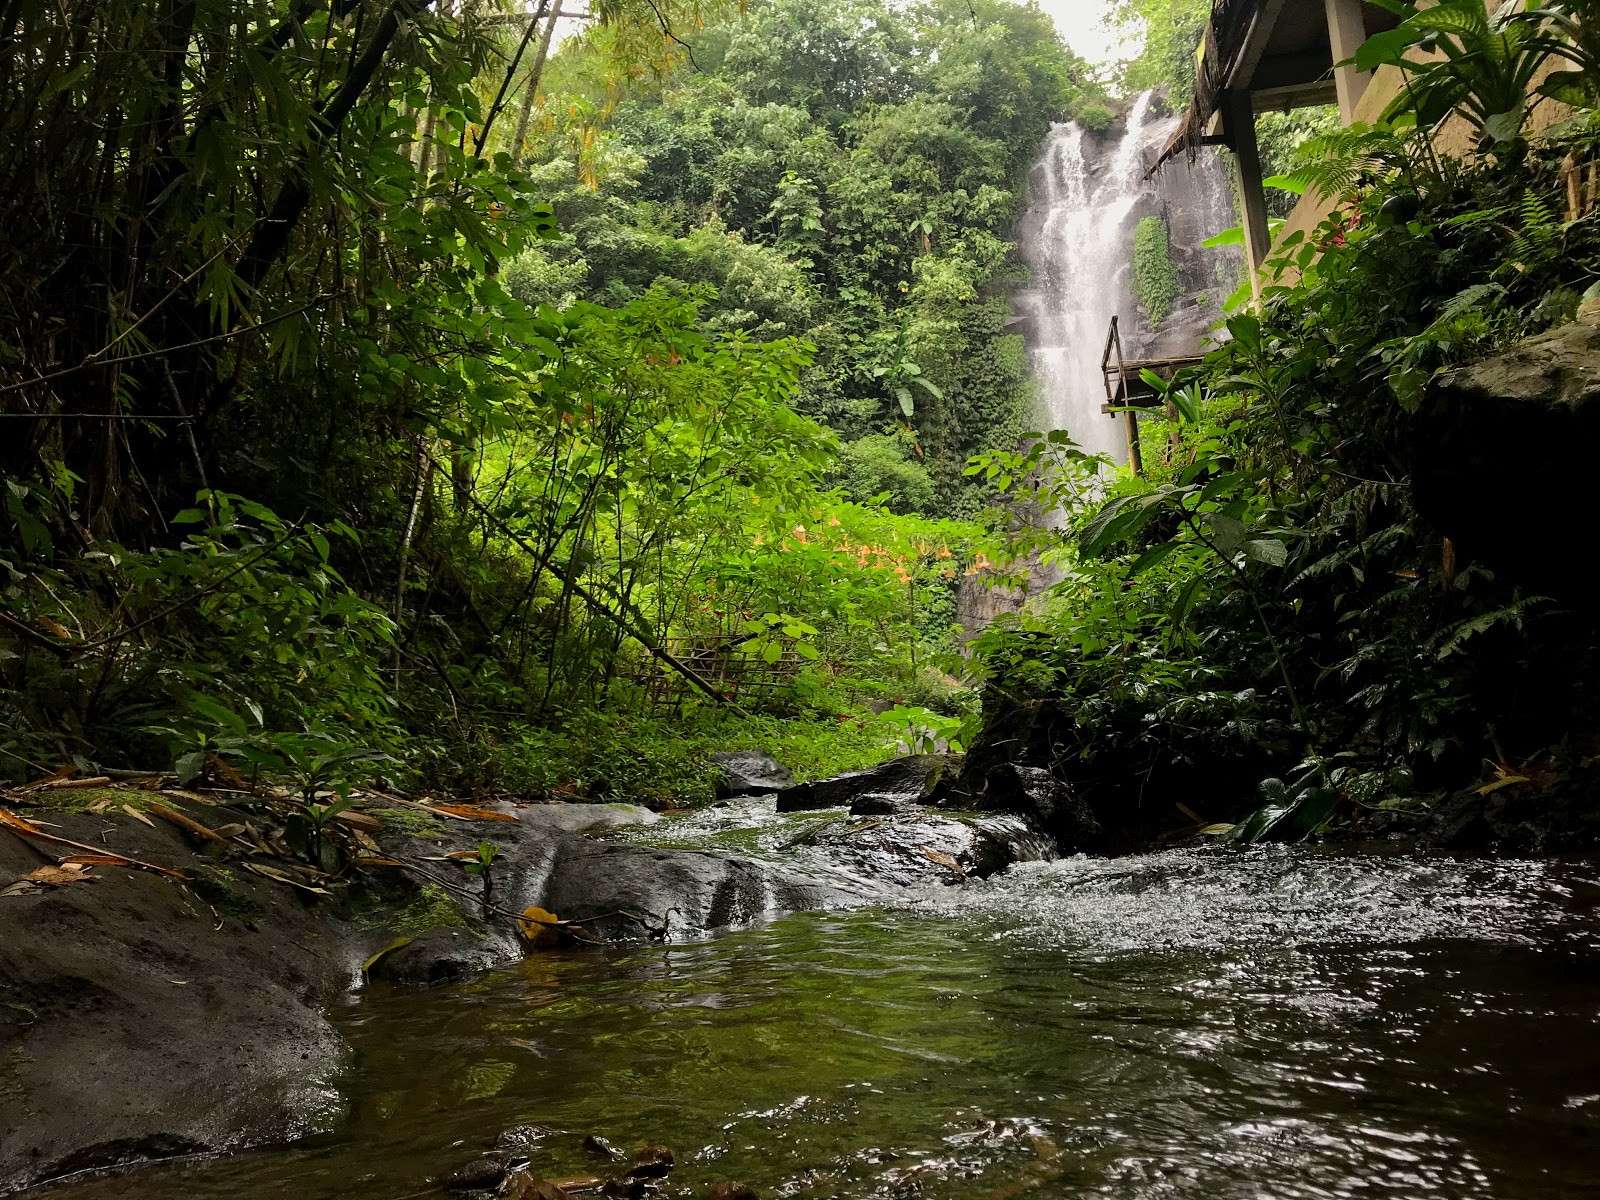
[1223,89,1271,300]
[1325,0,1370,123]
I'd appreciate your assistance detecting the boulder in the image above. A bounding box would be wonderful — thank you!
[536,839,878,940]
[981,764,1103,854]
[775,755,948,813]
[802,810,1053,885]
[1414,307,1600,602]
[709,750,794,798]
[364,927,501,988]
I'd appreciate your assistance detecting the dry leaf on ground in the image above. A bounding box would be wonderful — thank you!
[2,862,96,897]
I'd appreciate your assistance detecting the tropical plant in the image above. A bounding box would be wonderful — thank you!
[1355,0,1554,151]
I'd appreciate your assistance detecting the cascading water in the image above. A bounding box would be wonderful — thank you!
[1014,91,1239,463]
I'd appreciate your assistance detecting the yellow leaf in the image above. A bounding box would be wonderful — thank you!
[1199,823,1236,836]
[361,936,414,975]
[519,906,564,945]
[1473,775,1529,796]
[121,804,155,827]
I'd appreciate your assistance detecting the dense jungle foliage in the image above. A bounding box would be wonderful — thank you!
[0,0,1102,804]
[6,0,1600,853]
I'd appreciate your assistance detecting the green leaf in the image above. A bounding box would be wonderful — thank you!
[362,936,414,975]
[1204,512,1248,557]
[1353,25,1425,71]
[1127,541,1179,577]
[1262,173,1309,195]
[1480,109,1525,147]
[529,202,559,241]
[1241,538,1287,567]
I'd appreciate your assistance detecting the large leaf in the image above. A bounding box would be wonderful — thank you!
[1354,24,1428,71]
[1078,493,1165,559]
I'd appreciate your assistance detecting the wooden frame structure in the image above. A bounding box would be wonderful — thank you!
[1156,1,1401,296]
[1100,315,1205,476]
[632,632,806,710]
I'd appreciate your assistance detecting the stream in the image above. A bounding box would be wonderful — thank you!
[30,844,1600,1200]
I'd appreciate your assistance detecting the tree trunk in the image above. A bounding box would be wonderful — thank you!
[510,4,561,166]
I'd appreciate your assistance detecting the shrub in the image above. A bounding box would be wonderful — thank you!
[1132,216,1181,328]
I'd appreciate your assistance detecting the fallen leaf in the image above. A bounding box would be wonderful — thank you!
[919,846,963,873]
[0,870,96,896]
[88,798,114,814]
[519,906,565,946]
[550,1177,606,1194]
[1175,801,1206,825]
[361,936,414,975]
[24,765,77,789]
[2,862,95,897]
[162,789,221,806]
[0,809,185,878]
[146,803,227,843]
[213,823,247,838]
[1474,775,1530,796]
[333,810,382,833]
[430,804,518,823]
[121,804,155,828]
[1199,823,1236,836]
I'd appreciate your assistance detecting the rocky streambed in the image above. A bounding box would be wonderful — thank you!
[0,752,1047,1193]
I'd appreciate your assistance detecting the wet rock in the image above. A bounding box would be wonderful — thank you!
[1416,774,1600,856]
[627,1145,675,1177]
[775,756,947,813]
[710,751,794,798]
[365,927,501,988]
[584,1135,627,1160]
[847,793,916,817]
[1415,308,1600,602]
[983,764,1103,854]
[538,841,877,940]
[806,810,1052,886]
[0,811,369,1193]
[441,1156,509,1191]
[952,694,1271,853]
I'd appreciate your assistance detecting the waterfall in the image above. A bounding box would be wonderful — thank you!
[1013,91,1240,464]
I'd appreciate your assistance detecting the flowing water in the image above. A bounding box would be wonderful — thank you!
[1014,94,1237,463]
[34,846,1600,1200]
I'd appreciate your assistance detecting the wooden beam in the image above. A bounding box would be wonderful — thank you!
[1222,89,1271,300]
[1227,0,1291,91]
[1325,0,1371,122]
[1252,80,1339,113]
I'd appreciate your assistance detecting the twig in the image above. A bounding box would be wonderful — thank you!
[0,296,340,396]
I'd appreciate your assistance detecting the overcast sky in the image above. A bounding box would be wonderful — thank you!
[1036,0,1133,67]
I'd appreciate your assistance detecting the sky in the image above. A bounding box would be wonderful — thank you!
[1036,0,1134,68]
